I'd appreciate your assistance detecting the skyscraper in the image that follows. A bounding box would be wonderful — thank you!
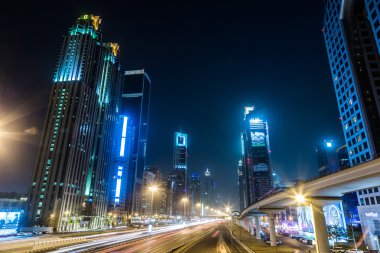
[167,132,188,216]
[324,0,380,166]
[324,1,380,249]
[315,139,339,176]
[117,69,151,216]
[202,168,216,210]
[337,145,350,170]
[26,15,121,231]
[141,170,156,217]
[240,106,272,207]
[237,160,246,212]
[108,115,135,221]
[189,173,201,216]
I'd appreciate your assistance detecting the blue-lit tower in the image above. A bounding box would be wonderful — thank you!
[324,0,380,166]
[324,1,380,249]
[108,116,135,220]
[167,132,188,216]
[26,15,121,231]
[84,42,121,229]
[114,69,151,216]
[240,106,272,207]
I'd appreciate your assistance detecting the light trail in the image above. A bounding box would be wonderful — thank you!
[50,220,219,253]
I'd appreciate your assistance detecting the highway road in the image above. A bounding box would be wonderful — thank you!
[65,221,250,253]
[48,220,225,253]
[177,223,249,253]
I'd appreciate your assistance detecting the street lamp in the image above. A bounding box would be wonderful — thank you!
[295,194,306,203]
[148,185,158,224]
[182,197,188,218]
[375,236,380,251]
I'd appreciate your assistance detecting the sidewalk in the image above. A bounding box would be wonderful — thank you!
[231,223,294,253]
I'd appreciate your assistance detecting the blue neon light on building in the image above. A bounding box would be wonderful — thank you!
[119,116,128,157]
[175,132,187,147]
[115,166,123,203]
[323,0,380,166]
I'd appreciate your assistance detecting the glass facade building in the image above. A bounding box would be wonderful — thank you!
[324,1,380,249]
[167,132,188,216]
[324,0,380,166]
[240,106,272,208]
[26,15,121,231]
[119,69,151,216]
[189,173,201,216]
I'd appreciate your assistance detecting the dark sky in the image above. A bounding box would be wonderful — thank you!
[0,1,343,208]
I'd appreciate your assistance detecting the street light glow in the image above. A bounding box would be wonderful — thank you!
[149,185,158,192]
[295,194,305,203]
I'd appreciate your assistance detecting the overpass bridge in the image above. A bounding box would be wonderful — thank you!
[239,158,380,253]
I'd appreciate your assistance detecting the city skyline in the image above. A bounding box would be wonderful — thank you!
[1,1,380,252]
[0,1,342,207]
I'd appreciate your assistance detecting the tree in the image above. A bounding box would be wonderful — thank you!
[327,225,349,246]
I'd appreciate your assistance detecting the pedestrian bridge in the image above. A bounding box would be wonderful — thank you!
[239,158,380,253]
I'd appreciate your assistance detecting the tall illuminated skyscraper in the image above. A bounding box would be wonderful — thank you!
[167,132,188,216]
[237,160,246,212]
[26,15,121,231]
[240,106,272,207]
[324,0,380,166]
[202,168,216,210]
[324,1,380,249]
[115,69,151,216]
[189,173,201,216]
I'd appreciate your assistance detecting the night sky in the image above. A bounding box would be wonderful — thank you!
[0,1,343,207]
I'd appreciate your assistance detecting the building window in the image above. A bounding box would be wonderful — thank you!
[365,198,370,205]
[370,197,375,205]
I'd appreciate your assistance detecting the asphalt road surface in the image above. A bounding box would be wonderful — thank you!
[178,223,248,253]
[84,221,249,253]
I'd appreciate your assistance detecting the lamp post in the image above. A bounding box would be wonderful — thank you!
[182,197,188,219]
[148,185,158,224]
[375,236,380,251]
[349,215,358,251]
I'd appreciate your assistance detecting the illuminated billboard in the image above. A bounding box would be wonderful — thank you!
[175,132,187,147]
[323,202,346,228]
[297,206,314,234]
[296,202,346,237]
[0,211,22,236]
[251,132,265,147]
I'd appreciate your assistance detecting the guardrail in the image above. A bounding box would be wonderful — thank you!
[229,226,255,253]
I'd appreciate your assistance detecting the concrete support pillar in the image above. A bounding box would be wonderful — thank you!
[267,213,276,247]
[310,203,330,253]
[250,219,254,236]
[255,216,261,240]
